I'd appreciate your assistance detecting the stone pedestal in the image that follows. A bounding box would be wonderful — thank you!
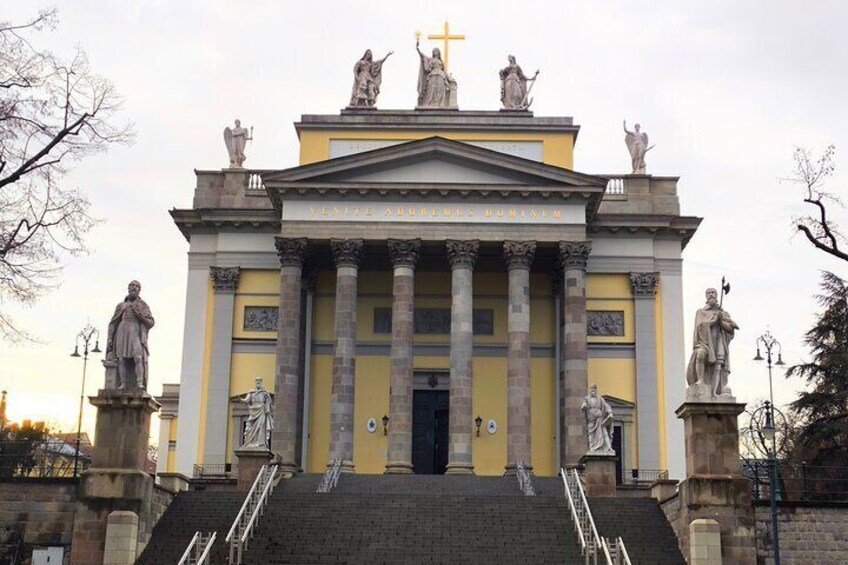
[650,478,679,502]
[234,447,274,491]
[580,454,617,497]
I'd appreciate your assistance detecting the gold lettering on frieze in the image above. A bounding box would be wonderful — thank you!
[295,203,567,222]
[322,207,329,215]
[365,207,372,216]
[553,210,562,218]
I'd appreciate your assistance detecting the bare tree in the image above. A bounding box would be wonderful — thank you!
[0,8,133,341]
[790,145,847,263]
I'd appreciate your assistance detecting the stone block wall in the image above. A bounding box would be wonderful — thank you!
[0,479,78,561]
[137,484,176,555]
[755,502,848,565]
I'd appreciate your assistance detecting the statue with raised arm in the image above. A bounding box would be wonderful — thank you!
[623,120,651,174]
[349,49,393,108]
[241,377,274,449]
[106,280,155,391]
[224,119,251,168]
[499,55,538,110]
[582,384,615,455]
[416,40,454,108]
[686,287,740,401]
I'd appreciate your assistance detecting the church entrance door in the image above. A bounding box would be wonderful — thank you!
[412,390,449,474]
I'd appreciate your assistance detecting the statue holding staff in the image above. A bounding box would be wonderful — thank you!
[686,286,739,399]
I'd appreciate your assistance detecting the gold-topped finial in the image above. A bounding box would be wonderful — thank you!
[426,20,465,70]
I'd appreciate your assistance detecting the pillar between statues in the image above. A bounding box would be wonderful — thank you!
[630,272,661,472]
[272,237,306,473]
[503,241,535,475]
[328,238,363,473]
[385,239,420,474]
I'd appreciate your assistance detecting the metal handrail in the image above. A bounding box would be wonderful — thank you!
[195,532,217,565]
[317,458,342,493]
[224,465,266,544]
[561,468,587,553]
[616,537,632,565]
[516,460,535,496]
[226,464,277,565]
[572,468,604,554]
[601,538,614,563]
[176,531,200,565]
[240,465,279,545]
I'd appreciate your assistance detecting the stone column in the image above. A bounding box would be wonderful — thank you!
[630,272,661,473]
[503,241,536,474]
[559,241,592,468]
[445,239,479,475]
[385,239,420,474]
[204,266,240,466]
[329,238,363,472]
[271,237,307,473]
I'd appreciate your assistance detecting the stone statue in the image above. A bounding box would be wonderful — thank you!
[623,120,651,174]
[686,287,740,401]
[499,55,538,110]
[106,280,155,390]
[416,40,456,108]
[348,49,393,108]
[581,384,615,455]
[240,377,274,449]
[224,119,251,168]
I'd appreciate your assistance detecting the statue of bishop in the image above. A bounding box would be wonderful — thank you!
[581,384,615,455]
[241,377,274,449]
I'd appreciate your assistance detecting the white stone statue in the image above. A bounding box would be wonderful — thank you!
[623,120,651,174]
[686,287,740,401]
[581,384,615,455]
[349,49,393,108]
[499,55,538,110]
[416,40,456,108]
[224,119,251,168]
[106,280,155,391]
[240,377,274,449]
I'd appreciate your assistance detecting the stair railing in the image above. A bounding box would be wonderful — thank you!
[225,464,278,565]
[516,460,535,496]
[177,531,216,565]
[603,537,632,565]
[176,532,199,565]
[317,458,342,493]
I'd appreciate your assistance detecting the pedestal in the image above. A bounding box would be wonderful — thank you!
[234,447,273,491]
[579,453,617,497]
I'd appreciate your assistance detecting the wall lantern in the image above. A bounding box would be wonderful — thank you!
[382,414,389,436]
[475,415,483,437]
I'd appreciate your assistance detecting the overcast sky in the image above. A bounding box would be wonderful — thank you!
[2,1,846,442]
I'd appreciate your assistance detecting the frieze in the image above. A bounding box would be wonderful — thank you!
[587,311,625,337]
[374,307,494,335]
[244,306,278,332]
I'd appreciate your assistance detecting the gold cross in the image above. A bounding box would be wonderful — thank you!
[427,21,465,70]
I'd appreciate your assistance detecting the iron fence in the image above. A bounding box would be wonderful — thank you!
[743,459,848,502]
[621,468,669,484]
[192,463,237,479]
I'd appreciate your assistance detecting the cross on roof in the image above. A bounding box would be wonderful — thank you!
[426,21,465,70]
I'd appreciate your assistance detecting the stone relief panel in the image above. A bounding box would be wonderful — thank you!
[373,308,494,335]
[244,306,278,332]
[587,310,625,337]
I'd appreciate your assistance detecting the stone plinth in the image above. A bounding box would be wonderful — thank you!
[689,519,722,565]
[580,454,617,497]
[89,391,160,470]
[156,472,191,493]
[103,511,139,565]
[235,447,273,491]
[650,478,679,502]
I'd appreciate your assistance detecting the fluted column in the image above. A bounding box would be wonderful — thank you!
[559,241,592,468]
[445,239,479,475]
[504,241,536,474]
[328,238,363,472]
[385,239,421,474]
[630,272,661,472]
[272,238,306,472]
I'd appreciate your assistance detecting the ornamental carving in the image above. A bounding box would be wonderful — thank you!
[446,239,479,269]
[559,241,592,270]
[210,266,240,292]
[587,311,625,337]
[629,272,660,297]
[275,237,307,268]
[503,240,536,270]
[331,238,364,268]
[373,308,494,335]
[388,238,421,268]
[244,306,278,332]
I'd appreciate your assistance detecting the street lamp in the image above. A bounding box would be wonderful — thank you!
[70,323,101,478]
[754,330,784,565]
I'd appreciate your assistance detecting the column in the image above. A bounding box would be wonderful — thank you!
[630,272,661,472]
[385,238,420,474]
[204,266,240,465]
[328,238,363,472]
[559,241,592,468]
[272,237,306,473]
[503,240,536,474]
[445,239,479,475]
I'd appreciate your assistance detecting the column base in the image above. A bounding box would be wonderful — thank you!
[503,463,533,477]
[234,447,273,491]
[445,463,475,475]
[384,461,414,474]
[579,453,618,497]
[335,459,356,474]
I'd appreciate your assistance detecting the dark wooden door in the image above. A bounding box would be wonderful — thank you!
[412,390,449,474]
[612,424,623,484]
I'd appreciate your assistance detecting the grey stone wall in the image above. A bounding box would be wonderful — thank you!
[0,479,78,561]
[756,502,848,565]
[137,483,176,556]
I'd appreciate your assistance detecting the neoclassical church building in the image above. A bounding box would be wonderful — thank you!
[158,106,700,482]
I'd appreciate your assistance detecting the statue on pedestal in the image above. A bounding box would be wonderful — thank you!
[106,280,155,391]
[499,55,538,110]
[240,377,273,449]
[623,120,651,174]
[348,49,393,108]
[416,40,456,108]
[582,384,615,455]
[686,287,740,401]
[224,119,251,168]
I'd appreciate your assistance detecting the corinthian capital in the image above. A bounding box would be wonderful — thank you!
[558,241,592,270]
[210,266,240,292]
[331,238,364,268]
[388,238,421,269]
[275,237,307,268]
[503,240,536,270]
[629,272,660,297]
[446,239,480,270]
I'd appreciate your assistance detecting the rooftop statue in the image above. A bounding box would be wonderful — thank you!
[348,49,393,108]
[416,39,456,108]
[106,280,155,391]
[582,384,614,455]
[224,119,251,168]
[499,55,538,110]
[686,286,739,402]
[623,120,652,174]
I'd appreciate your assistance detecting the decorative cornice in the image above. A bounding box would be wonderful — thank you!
[559,241,592,270]
[503,240,536,270]
[210,266,241,292]
[629,272,660,297]
[446,240,480,270]
[331,238,364,268]
[388,238,421,269]
[274,237,307,268]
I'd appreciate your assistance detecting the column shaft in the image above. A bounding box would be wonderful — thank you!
[630,272,661,472]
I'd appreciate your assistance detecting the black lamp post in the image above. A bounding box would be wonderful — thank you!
[754,330,785,565]
[70,323,101,478]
